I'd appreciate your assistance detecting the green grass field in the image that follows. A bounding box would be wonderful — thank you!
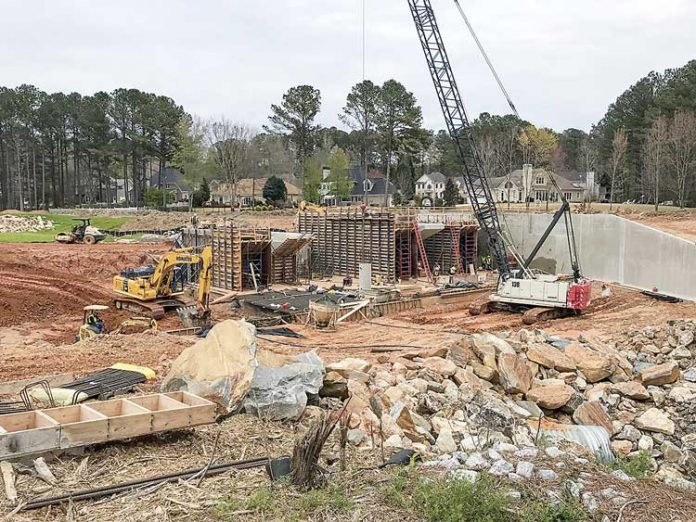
[0,213,132,243]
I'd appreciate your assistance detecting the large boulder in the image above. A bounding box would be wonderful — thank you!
[572,401,613,434]
[243,351,325,421]
[391,402,426,443]
[470,361,497,382]
[326,358,372,375]
[453,368,490,391]
[448,338,478,368]
[526,344,576,372]
[497,353,533,394]
[320,371,348,399]
[565,343,615,383]
[638,361,680,386]
[162,320,258,411]
[526,384,574,410]
[634,408,675,435]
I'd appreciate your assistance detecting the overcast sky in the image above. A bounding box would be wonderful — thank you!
[1,0,694,132]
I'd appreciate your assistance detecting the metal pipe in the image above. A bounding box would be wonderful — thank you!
[20,457,269,511]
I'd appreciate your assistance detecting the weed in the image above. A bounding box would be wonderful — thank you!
[294,483,354,516]
[215,483,353,521]
[607,450,653,480]
[214,487,280,519]
[411,473,513,522]
[383,468,411,509]
[521,498,587,522]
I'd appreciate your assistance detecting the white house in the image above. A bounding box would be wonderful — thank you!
[415,172,447,200]
[489,165,597,204]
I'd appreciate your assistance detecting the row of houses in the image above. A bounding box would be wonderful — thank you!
[111,163,599,208]
[415,165,600,204]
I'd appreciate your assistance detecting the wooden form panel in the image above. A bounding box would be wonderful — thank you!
[0,392,216,460]
[0,411,60,457]
[211,226,243,291]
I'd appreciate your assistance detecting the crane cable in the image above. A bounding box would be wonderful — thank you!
[452,0,520,119]
[453,0,583,278]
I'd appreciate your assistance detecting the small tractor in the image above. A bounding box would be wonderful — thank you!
[55,218,105,245]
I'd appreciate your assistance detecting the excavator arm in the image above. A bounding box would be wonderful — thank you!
[149,248,206,298]
[196,246,213,310]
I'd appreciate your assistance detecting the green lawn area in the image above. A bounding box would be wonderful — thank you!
[0,213,132,244]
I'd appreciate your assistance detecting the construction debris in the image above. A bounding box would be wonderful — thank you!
[0,214,54,233]
[322,320,696,491]
[0,462,17,503]
[244,351,324,421]
[19,456,269,511]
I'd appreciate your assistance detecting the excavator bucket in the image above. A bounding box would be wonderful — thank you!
[177,305,211,329]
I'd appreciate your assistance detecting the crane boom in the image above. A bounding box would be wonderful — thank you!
[407,0,511,280]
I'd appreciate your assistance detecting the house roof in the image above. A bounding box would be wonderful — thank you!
[426,172,447,183]
[150,167,190,191]
[349,166,396,196]
[492,168,586,192]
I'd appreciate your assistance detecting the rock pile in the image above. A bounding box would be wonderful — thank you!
[0,215,54,233]
[321,320,696,490]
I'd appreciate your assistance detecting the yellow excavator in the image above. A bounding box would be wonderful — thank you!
[298,200,326,213]
[113,246,213,327]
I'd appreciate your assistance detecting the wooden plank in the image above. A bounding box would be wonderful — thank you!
[46,405,109,448]
[0,393,216,460]
[89,399,153,440]
[0,462,16,503]
[163,391,217,427]
[129,394,190,431]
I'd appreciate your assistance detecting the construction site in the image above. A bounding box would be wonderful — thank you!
[0,201,694,521]
[1,0,696,521]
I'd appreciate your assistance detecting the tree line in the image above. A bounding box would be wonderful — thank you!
[1,59,694,210]
[0,86,185,209]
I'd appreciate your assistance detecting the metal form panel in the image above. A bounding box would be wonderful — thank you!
[298,210,396,282]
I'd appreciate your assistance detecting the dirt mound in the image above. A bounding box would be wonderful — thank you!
[117,209,297,232]
[0,243,168,328]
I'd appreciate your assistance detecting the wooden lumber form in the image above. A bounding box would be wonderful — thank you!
[0,392,216,460]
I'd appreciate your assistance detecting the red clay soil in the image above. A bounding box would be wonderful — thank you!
[0,243,168,328]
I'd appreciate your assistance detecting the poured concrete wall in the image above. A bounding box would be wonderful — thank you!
[504,213,696,301]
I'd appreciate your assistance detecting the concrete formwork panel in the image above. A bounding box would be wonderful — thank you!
[504,213,696,301]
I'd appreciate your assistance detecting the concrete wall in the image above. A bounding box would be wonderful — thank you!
[503,213,696,301]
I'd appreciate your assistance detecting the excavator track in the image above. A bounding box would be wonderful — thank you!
[113,298,171,320]
[522,307,577,325]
